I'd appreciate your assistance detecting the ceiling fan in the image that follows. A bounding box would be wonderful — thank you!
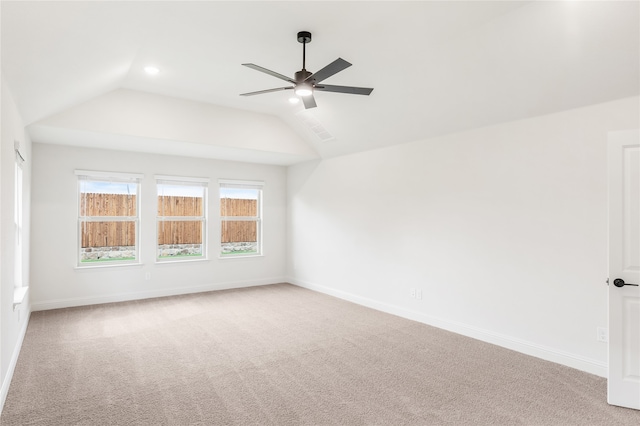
[240,31,373,109]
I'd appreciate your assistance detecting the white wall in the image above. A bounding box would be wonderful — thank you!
[30,89,318,166]
[29,144,287,310]
[287,96,640,377]
[1,77,32,409]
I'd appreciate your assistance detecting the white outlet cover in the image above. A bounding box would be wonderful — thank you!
[597,327,608,343]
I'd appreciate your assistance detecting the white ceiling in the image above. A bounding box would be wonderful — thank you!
[2,1,638,165]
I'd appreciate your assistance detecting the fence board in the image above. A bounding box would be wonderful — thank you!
[221,198,256,216]
[158,196,203,216]
[158,221,202,245]
[221,221,257,243]
[81,222,136,248]
[80,193,136,216]
[220,198,257,243]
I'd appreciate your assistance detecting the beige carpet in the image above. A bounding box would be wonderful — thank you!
[1,283,638,425]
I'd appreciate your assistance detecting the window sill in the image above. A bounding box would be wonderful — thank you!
[13,286,29,310]
[218,254,264,260]
[75,262,143,270]
[156,257,209,265]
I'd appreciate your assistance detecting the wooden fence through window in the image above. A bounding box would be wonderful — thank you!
[220,198,258,245]
[80,193,257,247]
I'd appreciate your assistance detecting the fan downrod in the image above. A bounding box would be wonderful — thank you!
[297,31,312,71]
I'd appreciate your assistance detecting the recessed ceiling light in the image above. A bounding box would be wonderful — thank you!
[144,66,160,75]
[289,97,300,104]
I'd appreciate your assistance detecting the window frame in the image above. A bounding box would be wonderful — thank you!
[76,170,143,268]
[155,175,209,263]
[219,179,264,258]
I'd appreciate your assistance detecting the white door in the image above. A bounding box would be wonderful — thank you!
[608,129,640,410]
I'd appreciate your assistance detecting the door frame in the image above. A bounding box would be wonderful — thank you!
[607,128,640,410]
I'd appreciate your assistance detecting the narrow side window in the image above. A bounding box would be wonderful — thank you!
[15,149,24,288]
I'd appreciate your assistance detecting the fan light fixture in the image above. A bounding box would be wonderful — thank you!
[295,84,313,97]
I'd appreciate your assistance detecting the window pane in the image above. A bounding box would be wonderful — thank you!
[157,195,203,217]
[158,220,203,243]
[157,184,204,216]
[80,180,137,216]
[157,220,204,258]
[220,188,258,217]
[79,221,136,263]
[221,220,258,255]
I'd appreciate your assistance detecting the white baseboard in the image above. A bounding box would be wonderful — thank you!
[30,277,286,311]
[288,277,607,378]
[1,308,31,415]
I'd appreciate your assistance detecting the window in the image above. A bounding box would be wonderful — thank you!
[156,176,209,261]
[76,170,142,266]
[219,180,263,257]
[15,149,24,288]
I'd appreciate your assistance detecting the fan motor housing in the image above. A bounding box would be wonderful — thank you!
[295,70,313,83]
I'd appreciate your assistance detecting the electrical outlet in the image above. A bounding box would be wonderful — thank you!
[410,288,416,298]
[597,327,608,343]
[145,272,151,280]
[416,289,422,300]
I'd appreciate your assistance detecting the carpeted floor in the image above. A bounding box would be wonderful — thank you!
[1,283,639,425]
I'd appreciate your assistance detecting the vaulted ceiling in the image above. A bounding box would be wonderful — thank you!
[2,1,638,165]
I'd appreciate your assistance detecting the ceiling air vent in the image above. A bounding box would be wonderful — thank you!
[295,110,335,142]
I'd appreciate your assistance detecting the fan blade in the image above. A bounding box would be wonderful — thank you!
[242,63,295,84]
[305,58,351,84]
[302,94,317,109]
[315,84,373,96]
[240,87,293,96]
